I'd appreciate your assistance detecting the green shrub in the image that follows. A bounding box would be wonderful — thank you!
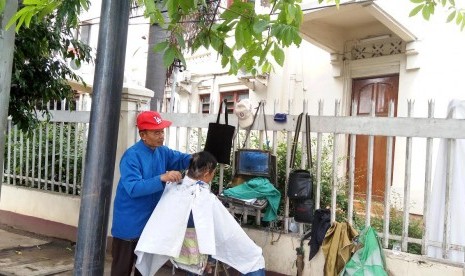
[3,121,85,195]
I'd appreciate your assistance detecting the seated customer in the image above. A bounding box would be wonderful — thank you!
[135,151,265,276]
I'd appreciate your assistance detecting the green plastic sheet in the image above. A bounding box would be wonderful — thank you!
[340,226,388,276]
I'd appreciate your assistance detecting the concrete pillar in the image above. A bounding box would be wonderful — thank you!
[107,84,154,236]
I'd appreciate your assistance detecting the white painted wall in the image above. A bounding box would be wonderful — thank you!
[0,185,80,226]
[248,228,465,276]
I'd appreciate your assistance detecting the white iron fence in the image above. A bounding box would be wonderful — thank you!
[3,96,90,195]
[2,98,465,264]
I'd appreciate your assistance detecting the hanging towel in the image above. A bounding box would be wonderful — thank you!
[223,177,281,221]
[321,222,358,276]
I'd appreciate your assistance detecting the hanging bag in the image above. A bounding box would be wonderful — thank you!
[288,113,314,223]
[204,99,236,164]
[287,113,313,199]
[294,198,315,224]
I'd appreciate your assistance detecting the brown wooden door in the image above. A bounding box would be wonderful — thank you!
[352,75,399,200]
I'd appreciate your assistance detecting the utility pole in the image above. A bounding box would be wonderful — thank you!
[73,0,130,274]
[0,0,18,197]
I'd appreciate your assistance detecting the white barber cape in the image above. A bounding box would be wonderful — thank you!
[426,100,465,262]
[135,176,265,276]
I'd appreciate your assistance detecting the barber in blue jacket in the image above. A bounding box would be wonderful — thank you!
[111,111,191,276]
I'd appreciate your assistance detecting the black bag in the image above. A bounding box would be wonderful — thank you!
[288,169,312,199]
[204,99,236,164]
[287,113,313,199]
[294,198,314,223]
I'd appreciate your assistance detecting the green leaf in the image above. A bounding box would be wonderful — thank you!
[229,58,239,74]
[197,31,210,49]
[410,0,425,3]
[235,21,245,50]
[153,41,169,52]
[456,11,463,25]
[221,1,254,22]
[449,0,455,6]
[222,45,232,57]
[293,32,302,45]
[261,60,272,73]
[7,5,34,30]
[283,27,293,46]
[294,7,303,26]
[271,44,284,66]
[174,47,186,67]
[409,4,424,17]
[166,0,179,17]
[210,34,222,51]
[179,0,193,13]
[220,9,240,23]
[23,0,43,5]
[15,11,25,32]
[253,19,268,34]
[80,0,89,10]
[38,2,61,19]
[0,0,5,13]
[258,41,272,65]
[144,0,157,23]
[216,23,232,33]
[240,21,253,46]
[175,33,186,48]
[427,2,435,14]
[24,11,35,28]
[154,9,165,25]
[163,46,176,67]
[221,55,229,68]
[287,4,297,24]
[422,5,431,20]
[447,10,456,22]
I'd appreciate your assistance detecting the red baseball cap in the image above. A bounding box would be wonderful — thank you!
[136,111,172,131]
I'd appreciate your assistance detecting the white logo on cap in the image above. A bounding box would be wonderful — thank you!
[154,116,162,125]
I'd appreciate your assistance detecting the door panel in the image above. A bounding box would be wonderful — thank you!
[352,75,399,200]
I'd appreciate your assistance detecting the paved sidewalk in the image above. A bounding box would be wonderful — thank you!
[0,224,179,276]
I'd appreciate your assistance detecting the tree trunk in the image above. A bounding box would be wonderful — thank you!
[0,0,18,196]
[145,23,169,111]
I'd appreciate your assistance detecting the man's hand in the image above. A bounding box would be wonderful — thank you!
[161,171,182,183]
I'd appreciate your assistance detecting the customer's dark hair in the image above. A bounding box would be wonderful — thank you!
[187,151,217,179]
